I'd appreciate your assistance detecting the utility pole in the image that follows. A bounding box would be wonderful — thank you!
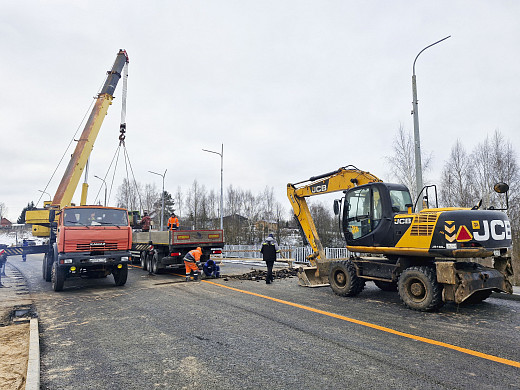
[149,169,167,230]
[412,35,450,209]
[202,144,224,230]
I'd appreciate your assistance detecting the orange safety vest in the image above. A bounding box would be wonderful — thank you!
[184,248,202,262]
[168,216,179,230]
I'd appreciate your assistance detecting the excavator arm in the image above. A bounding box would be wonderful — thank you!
[287,165,381,285]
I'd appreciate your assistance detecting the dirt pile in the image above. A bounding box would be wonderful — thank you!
[224,268,298,281]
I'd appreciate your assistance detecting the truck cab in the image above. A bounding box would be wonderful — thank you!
[44,206,132,291]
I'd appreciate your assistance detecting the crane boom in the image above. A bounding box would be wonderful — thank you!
[53,49,129,208]
[27,49,129,237]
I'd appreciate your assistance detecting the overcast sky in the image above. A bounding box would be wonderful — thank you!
[1,1,520,221]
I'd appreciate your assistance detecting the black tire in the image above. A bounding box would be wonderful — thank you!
[140,251,147,270]
[42,253,53,282]
[328,260,365,297]
[374,280,398,292]
[463,290,493,304]
[398,266,444,311]
[147,254,153,273]
[113,264,128,286]
[51,261,65,292]
[151,252,161,274]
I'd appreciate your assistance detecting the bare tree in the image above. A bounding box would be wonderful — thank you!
[115,179,142,211]
[386,124,432,201]
[0,203,7,220]
[440,140,476,208]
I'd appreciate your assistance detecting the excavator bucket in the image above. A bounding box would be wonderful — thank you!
[297,266,330,287]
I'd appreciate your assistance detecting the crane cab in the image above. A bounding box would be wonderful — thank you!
[341,182,413,248]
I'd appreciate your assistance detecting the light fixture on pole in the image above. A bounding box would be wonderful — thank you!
[38,189,51,201]
[202,144,224,230]
[149,169,167,231]
[94,175,107,206]
[412,35,450,210]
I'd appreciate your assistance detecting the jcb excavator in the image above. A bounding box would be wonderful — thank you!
[287,165,514,311]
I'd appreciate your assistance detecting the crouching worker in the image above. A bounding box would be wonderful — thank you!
[203,259,220,278]
[184,247,202,282]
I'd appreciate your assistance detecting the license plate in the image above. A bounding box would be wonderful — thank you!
[90,258,106,263]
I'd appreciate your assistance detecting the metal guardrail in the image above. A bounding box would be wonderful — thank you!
[222,245,349,264]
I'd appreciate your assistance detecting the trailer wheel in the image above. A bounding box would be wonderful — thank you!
[463,290,493,304]
[328,260,365,297]
[151,252,162,274]
[374,280,398,292]
[113,264,128,286]
[140,251,148,270]
[51,261,65,292]
[42,253,52,282]
[398,266,443,311]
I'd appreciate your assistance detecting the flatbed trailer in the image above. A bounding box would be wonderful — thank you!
[131,229,224,273]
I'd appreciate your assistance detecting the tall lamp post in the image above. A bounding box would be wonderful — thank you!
[412,35,450,209]
[202,144,224,230]
[94,175,107,206]
[149,169,167,231]
[38,190,51,201]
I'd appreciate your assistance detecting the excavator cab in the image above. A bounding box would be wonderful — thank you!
[342,183,412,248]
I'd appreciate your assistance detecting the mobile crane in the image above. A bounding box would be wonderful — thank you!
[16,49,133,291]
[287,165,514,311]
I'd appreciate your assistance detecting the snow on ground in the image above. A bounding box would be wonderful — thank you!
[0,230,44,247]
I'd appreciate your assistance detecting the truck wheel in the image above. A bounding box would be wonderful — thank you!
[463,290,493,304]
[140,252,147,270]
[398,266,443,311]
[51,261,65,292]
[328,260,365,297]
[42,253,53,282]
[113,264,128,286]
[374,280,398,292]
[151,252,161,274]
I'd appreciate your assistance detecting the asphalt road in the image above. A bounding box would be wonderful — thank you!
[12,254,520,390]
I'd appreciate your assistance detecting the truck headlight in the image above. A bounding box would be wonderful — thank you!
[64,259,72,264]
[121,257,129,262]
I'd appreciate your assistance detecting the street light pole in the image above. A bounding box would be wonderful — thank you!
[412,35,450,210]
[149,169,167,231]
[94,175,107,206]
[202,144,224,230]
[38,190,51,201]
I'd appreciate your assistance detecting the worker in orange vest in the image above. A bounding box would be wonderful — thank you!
[167,212,179,231]
[183,247,202,281]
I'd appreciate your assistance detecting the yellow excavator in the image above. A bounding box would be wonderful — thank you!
[287,165,514,311]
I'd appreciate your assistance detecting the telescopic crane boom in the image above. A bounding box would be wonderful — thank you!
[27,49,129,237]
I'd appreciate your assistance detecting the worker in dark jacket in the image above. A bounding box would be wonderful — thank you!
[202,259,220,278]
[141,211,152,232]
[22,239,28,262]
[260,233,280,284]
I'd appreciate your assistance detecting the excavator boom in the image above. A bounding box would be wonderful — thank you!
[287,165,381,285]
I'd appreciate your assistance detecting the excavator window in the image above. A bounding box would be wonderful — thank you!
[389,190,412,213]
[346,186,381,240]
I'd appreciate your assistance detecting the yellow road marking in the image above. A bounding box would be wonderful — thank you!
[202,279,520,369]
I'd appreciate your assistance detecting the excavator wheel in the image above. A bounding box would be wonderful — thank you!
[373,280,398,292]
[328,260,365,297]
[398,266,444,311]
